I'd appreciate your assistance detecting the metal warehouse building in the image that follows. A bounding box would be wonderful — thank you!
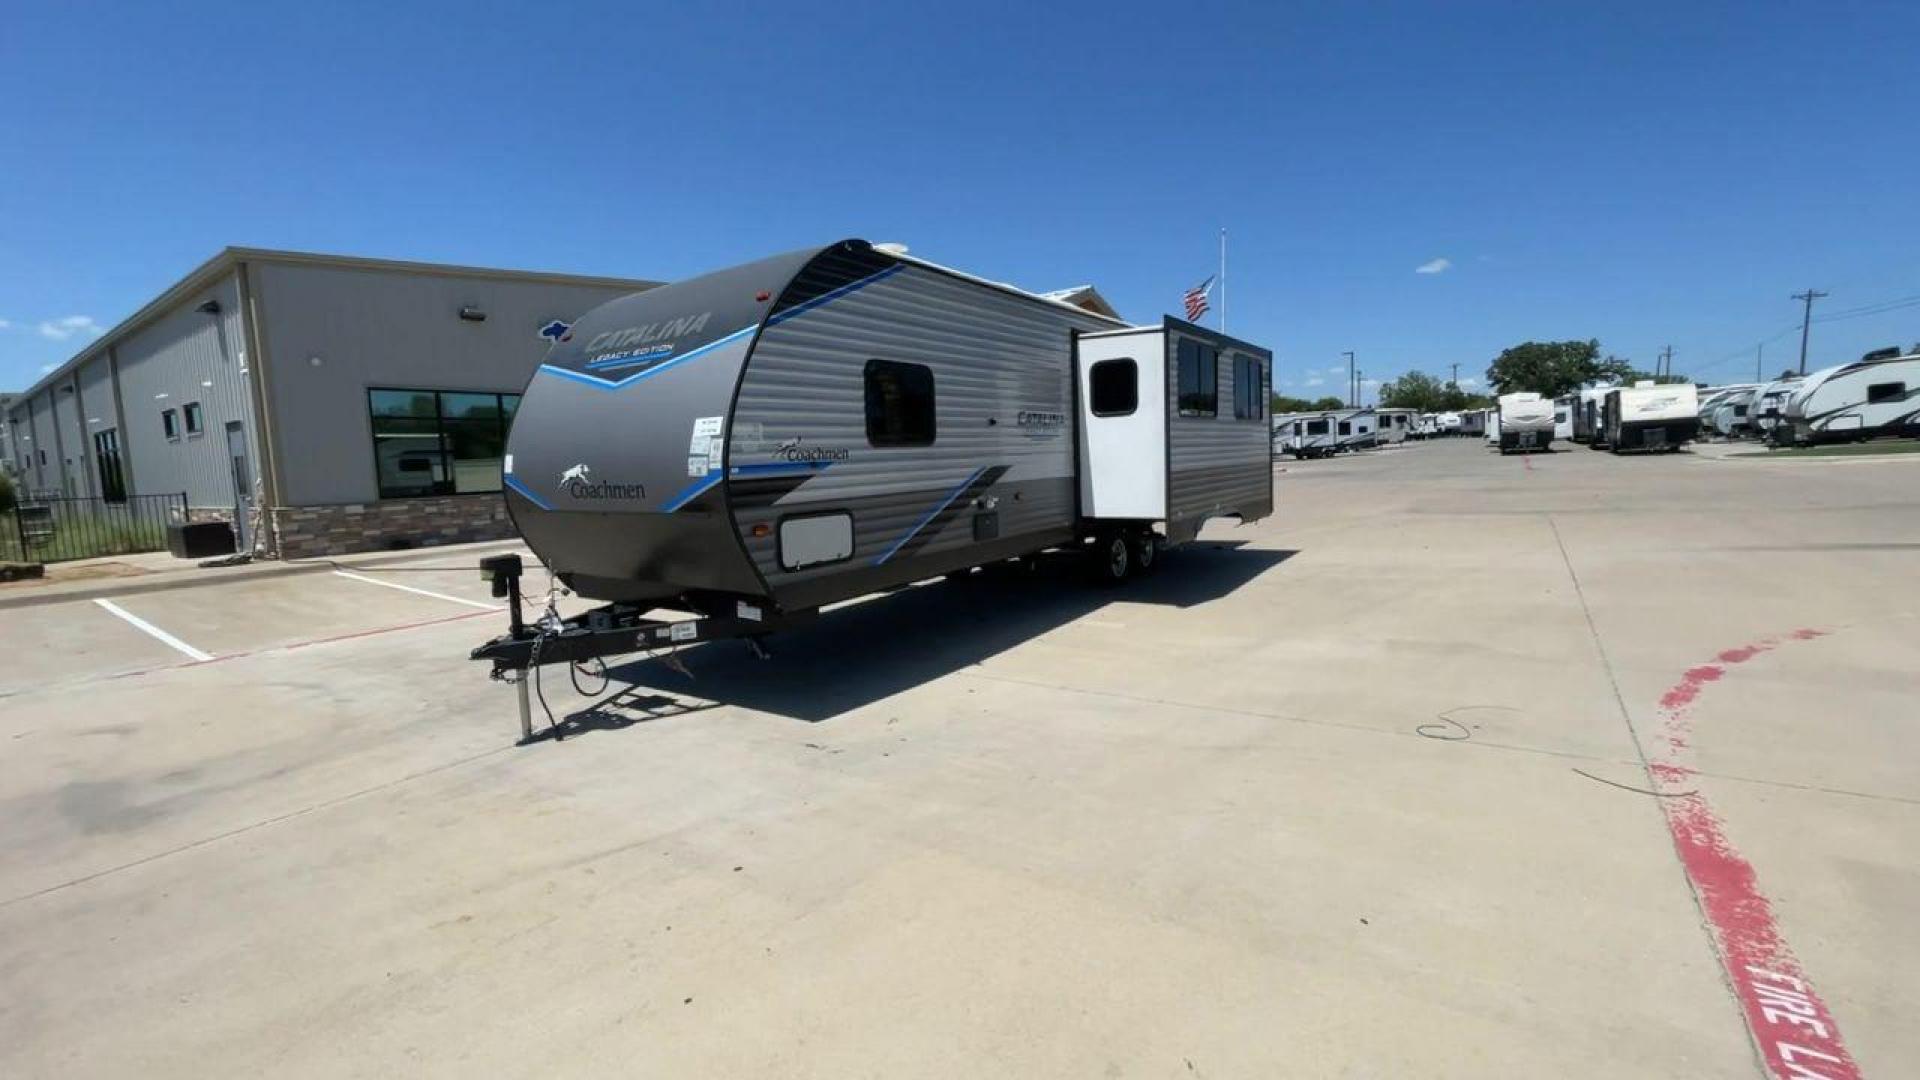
[3,250,656,558]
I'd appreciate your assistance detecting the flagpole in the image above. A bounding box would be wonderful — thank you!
[1219,228,1227,334]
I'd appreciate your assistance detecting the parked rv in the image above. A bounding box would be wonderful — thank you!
[1457,410,1486,438]
[1494,393,1554,452]
[1332,408,1379,452]
[1780,350,1920,445]
[1705,386,1758,439]
[1569,387,1608,443]
[1274,411,1340,459]
[472,239,1278,714]
[1749,377,1803,442]
[1601,381,1699,453]
[1552,396,1575,442]
[1374,407,1417,445]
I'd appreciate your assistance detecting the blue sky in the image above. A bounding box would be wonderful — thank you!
[3,1,1917,400]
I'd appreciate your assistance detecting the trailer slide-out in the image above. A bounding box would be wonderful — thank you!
[471,239,1275,740]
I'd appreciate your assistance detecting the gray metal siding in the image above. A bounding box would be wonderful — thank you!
[50,376,87,496]
[114,273,254,508]
[1166,330,1272,529]
[254,262,643,506]
[731,263,1106,598]
[75,356,118,495]
[26,392,56,492]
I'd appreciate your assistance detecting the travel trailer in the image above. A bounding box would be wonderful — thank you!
[1552,395,1575,442]
[1706,386,1758,439]
[472,239,1276,727]
[1457,410,1487,437]
[1494,392,1554,452]
[1332,408,1379,451]
[1570,387,1608,442]
[1749,377,1803,442]
[1374,407,1417,444]
[1780,350,1920,445]
[1274,411,1340,459]
[1601,381,1700,453]
[1412,413,1438,439]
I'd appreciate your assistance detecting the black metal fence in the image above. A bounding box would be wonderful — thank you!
[1,492,188,564]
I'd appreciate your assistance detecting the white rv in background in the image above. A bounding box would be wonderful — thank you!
[1374,407,1416,444]
[1274,411,1341,459]
[1494,392,1554,452]
[1570,387,1608,443]
[1706,386,1758,438]
[1552,395,1576,442]
[1781,350,1920,445]
[1749,377,1803,442]
[1601,381,1700,453]
[1333,408,1378,451]
[1412,413,1438,439]
[1457,410,1487,437]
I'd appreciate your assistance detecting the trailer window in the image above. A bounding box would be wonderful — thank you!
[1867,381,1906,404]
[1338,421,1351,435]
[864,359,936,446]
[161,408,179,441]
[183,401,205,436]
[1089,358,1137,417]
[1176,339,1217,417]
[1306,419,1328,435]
[1232,354,1264,420]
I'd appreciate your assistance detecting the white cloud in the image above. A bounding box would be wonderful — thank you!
[1306,376,1325,386]
[40,363,56,374]
[1458,376,1480,387]
[1414,257,1452,275]
[38,315,104,341]
[0,318,12,329]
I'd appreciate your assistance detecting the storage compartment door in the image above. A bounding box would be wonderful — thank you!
[1076,333,1166,519]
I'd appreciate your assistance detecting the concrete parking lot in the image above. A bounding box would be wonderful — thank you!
[1,438,1913,1078]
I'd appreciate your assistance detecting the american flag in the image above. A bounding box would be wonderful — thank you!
[1183,276,1214,321]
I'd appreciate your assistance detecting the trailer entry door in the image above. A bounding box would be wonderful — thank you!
[1075,330,1166,520]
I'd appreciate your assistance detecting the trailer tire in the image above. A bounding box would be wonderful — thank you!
[1130,533,1159,575]
[1092,534,1131,585]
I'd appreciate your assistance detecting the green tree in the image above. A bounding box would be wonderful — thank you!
[1379,371,1448,411]
[0,471,15,514]
[1485,339,1604,398]
[1310,395,1346,410]
[1271,394,1349,413]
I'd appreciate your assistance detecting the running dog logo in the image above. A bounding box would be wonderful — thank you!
[559,463,591,486]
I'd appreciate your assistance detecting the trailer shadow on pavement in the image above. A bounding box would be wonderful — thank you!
[572,542,1297,728]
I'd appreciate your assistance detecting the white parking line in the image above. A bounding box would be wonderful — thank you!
[92,598,214,662]
[331,570,502,611]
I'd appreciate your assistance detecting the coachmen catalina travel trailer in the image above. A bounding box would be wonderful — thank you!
[471,239,1275,730]
[1601,381,1699,453]
[1494,392,1554,452]
[1781,350,1920,445]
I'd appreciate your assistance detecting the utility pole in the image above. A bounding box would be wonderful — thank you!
[1450,362,1459,387]
[1344,351,1356,407]
[1755,342,1763,383]
[1792,289,1827,374]
[1657,345,1673,380]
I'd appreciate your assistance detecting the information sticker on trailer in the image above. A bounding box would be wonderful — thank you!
[669,621,698,642]
[687,456,709,477]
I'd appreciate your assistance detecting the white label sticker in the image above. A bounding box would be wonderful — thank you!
[687,456,709,477]
[669,621,698,642]
[688,434,712,458]
[737,602,762,622]
[693,415,724,437]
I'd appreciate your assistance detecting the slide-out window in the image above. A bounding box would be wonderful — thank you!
[1867,381,1906,404]
[1089,358,1137,417]
[1232,354,1264,420]
[1176,338,1217,417]
[865,359,936,446]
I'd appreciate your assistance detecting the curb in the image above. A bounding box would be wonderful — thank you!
[0,539,526,612]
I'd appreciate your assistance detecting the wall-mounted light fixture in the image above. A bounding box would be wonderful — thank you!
[308,355,324,368]
[458,306,487,322]
[201,380,214,387]
[196,299,222,315]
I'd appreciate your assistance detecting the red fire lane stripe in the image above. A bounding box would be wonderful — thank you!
[1650,629,1859,1079]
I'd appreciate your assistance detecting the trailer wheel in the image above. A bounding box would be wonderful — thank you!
[1093,534,1131,585]
[1130,533,1159,574]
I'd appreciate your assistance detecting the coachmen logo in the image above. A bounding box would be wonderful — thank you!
[773,437,850,463]
[558,463,646,500]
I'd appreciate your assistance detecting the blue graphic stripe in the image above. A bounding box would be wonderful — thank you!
[539,325,756,390]
[661,473,722,513]
[874,466,984,567]
[729,460,836,477]
[502,473,553,511]
[767,264,904,327]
